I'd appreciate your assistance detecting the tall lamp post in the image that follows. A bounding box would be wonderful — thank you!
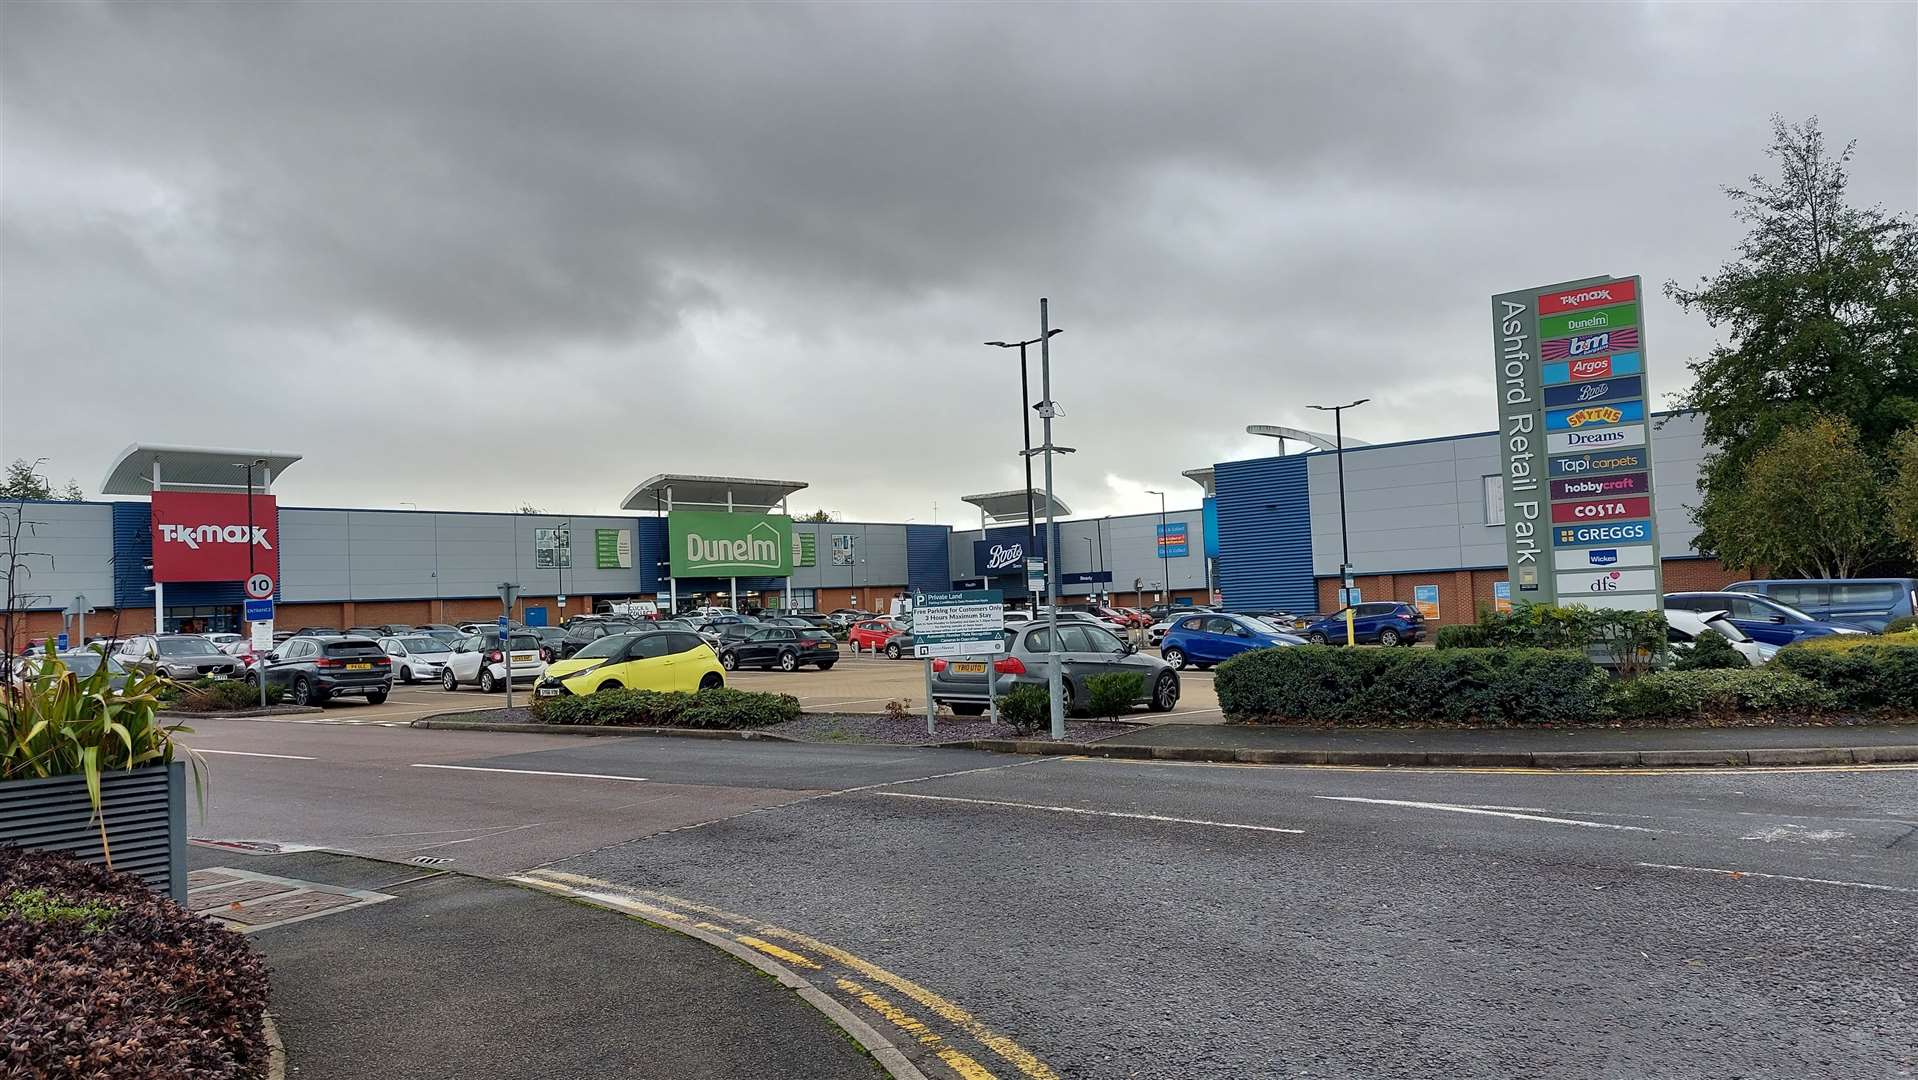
[1145,489,1170,615]
[1307,398,1369,645]
[233,459,267,706]
[986,329,1062,613]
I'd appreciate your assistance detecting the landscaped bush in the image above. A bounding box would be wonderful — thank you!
[1434,624,1493,649]
[1434,603,1667,675]
[161,678,284,712]
[1215,646,1611,725]
[1883,616,1918,635]
[529,687,801,729]
[998,684,1051,734]
[1611,669,1836,719]
[1671,630,1750,671]
[0,846,269,1079]
[1085,673,1144,719]
[1775,641,1918,710]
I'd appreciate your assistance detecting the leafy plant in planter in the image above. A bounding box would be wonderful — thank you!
[2,644,196,866]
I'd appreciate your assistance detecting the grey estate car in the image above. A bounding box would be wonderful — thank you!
[928,620,1179,716]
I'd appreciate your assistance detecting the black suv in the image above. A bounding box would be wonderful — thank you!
[718,627,839,672]
[260,635,393,706]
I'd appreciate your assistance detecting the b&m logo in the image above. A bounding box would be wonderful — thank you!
[1541,327,1641,361]
[1568,332,1610,357]
[1564,406,1622,428]
[1588,549,1619,566]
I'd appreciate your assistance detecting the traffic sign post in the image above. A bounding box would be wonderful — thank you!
[245,573,274,600]
[56,633,68,651]
[912,589,1007,736]
[244,598,274,623]
[245,592,276,707]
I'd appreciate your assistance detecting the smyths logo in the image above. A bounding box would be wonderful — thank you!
[151,492,279,583]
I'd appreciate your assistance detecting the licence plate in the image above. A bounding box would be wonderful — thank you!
[952,662,986,674]
[511,653,539,663]
[537,687,561,697]
[345,662,373,671]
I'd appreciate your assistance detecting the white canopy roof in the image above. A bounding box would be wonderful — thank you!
[99,444,303,496]
[619,474,809,512]
[960,489,1072,524]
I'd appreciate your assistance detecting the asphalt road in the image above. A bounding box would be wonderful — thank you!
[183,718,1918,1080]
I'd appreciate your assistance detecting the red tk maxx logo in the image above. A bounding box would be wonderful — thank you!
[151,492,279,583]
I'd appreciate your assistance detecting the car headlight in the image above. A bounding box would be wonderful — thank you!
[1755,643,1780,660]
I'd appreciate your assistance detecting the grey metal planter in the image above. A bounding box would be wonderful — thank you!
[0,760,187,902]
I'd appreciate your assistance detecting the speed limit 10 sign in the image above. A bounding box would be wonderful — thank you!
[245,573,275,599]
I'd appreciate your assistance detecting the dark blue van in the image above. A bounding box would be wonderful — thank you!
[1729,579,1918,634]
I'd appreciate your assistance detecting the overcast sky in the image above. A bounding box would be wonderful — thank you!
[3,2,1913,524]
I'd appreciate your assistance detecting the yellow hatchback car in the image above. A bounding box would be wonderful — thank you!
[534,629,725,699]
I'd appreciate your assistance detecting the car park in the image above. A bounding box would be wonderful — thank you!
[550,620,631,660]
[201,632,245,649]
[112,634,247,680]
[1727,578,1918,634]
[1302,602,1425,646]
[847,618,915,659]
[719,627,840,671]
[377,634,455,684]
[825,609,872,630]
[1664,608,1773,667]
[929,620,1180,716]
[440,629,547,692]
[292,627,342,638]
[258,635,392,706]
[1158,612,1304,670]
[9,649,129,691]
[1664,591,1866,647]
[530,626,569,661]
[535,630,725,697]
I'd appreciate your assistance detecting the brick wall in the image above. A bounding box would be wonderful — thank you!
[1314,557,1742,620]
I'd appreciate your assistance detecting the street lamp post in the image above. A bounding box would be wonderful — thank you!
[1307,398,1369,646]
[986,329,1061,614]
[234,460,267,707]
[1146,489,1170,615]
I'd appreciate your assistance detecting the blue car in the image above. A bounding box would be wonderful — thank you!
[1303,602,1425,646]
[1158,612,1304,670]
[1663,591,1869,647]
[1729,578,1918,634]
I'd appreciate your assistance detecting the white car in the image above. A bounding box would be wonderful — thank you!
[1147,619,1173,647]
[202,632,245,649]
[440,628,547,692]
[379,634,456,685]
[1665,608,1775,667]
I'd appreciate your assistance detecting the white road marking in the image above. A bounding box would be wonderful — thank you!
[1314,795,1655,831]
[1738,825,1853,843]
[874,791,1304,834]
[408,763,646,782]
[1636,862,1915,894]
[191,749,317,760]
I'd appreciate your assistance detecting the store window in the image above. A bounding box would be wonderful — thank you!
[1483,475,1505,527]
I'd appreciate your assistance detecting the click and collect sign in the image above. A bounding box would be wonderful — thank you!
[1156,523,1189,558]
[1491,274,1661,609]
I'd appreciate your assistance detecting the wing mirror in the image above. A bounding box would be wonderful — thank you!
[1122,641,1138,655]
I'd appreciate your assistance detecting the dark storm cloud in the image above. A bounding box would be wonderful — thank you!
[2,1,1912,519]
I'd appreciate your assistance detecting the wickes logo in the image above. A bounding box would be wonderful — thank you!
[985,543,1024,571]
[158,523,273,551]
[685,531,779,568]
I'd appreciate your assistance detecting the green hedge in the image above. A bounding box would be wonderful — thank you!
[528,687,801,729]
[1085,673,1144,719]
[1215,646,1611,725]
[1670,630,1749,671]
[999,684,1050,733]
[1775,643,1918,710]
[1611,669,1836,719]
[1434,624,1493,649]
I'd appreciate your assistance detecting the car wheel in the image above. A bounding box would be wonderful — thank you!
[950,703,986,716]
[1308,631,1328,645]
[779,651,798,672]
[720,651,738,671]
[597,680,622,693]
[479,669,498,693]
[885,643,902,660]
[1380,628,1401,647]
[399,666,414,685]
[441,668,458,691]
[699,672,724,691]
[366,690,388,705]
[1162,647,1187,670]
[292,676,317,707]
[1149,671,1179,712]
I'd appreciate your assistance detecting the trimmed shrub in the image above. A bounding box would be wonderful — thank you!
[1434,624,1493,649]
[529,687,801,729]
[1085,673,1145,719]
[0,846,269,1079]
[1884,616,1918,635]
[1434,604,1666,675]
[164,679,285,711]
[999,684,1051,734]
[1775,642,1918,710]
[1215,646,1610,725]
[1671,631,1749,671]
[1611,669,1836,719]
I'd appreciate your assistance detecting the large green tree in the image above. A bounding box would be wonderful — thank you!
[1667,116,1918,557]
[0,459,82,501]
[1707,416,1886,578]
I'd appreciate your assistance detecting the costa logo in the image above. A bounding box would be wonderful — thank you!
[150,492,279,583]
[1550,496,1652,525]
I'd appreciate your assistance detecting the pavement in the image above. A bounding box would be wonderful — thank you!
[178,716,1918,1079]
[188,848,885,1080]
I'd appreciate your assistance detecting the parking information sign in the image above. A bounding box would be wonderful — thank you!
[1492,275,1663,611]
[911,589,1007,658]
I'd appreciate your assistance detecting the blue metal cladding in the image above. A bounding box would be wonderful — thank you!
[1214,455,1316,613]
[637,518,668,593]
[905,525,949,592]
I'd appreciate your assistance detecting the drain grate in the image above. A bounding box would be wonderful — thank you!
[409,856,452,867]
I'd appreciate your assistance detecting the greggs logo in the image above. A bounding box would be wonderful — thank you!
[1565,407,1622,427]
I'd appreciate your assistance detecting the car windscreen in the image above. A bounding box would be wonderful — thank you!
[573,633,638,660]
[1751,596,1818,622]
[157,638,220,657]
[323,640,385,657]
[798,630,833,642]
[58,653,108,676]
[398,637,449,654]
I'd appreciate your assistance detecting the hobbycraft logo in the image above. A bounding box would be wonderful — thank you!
[158,523,273,551]
[1564,406,1623,427]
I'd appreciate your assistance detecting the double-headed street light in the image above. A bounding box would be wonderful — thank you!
[1307,398,1369,645]
[986,329,1062,613]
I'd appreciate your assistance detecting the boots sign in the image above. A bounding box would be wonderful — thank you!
[150,492,279,583]
[667,511,794,577]
[1491,274,1662,610]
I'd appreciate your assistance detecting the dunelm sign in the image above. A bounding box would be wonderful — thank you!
[667,511,794,577]
[1492,274,1662,609]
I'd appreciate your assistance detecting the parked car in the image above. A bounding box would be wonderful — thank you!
[345,626,386,640]
[112,635,247,680]
[1158,612,1304,670]
[550,620,630,661]
[1728,578,1918,634]
[719,627,840,672]
[201,632,245,649]
[440,629,548,692]
[258,635,392,706]
[1146,618,1173,647]
[758,615,820,629]
[929,620,1180,716]
[418,628,467,646]
[535,630,725,697]
[1301,602,1425,646]
[530,626,570,662]
[415,623,463,635]
[292,627,342,638]
[378,634,456,684]
[9,649,129,691]
[825,609,872,630]
[1664,608,1774,667]
[848,618,915,659]
[1664,591,1867,647]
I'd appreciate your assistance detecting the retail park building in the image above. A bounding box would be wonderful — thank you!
[2,419,1739,645]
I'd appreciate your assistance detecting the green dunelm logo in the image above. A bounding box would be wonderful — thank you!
[667,511,794,577]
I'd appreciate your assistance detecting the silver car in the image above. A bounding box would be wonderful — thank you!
[112,634,245,680]
[930,620,1180,717]
[378,634,456,684]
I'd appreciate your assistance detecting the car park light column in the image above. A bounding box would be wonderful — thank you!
[666,486,676,616]
[1039,299,1065,741]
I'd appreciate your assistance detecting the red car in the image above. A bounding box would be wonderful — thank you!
[847,619,914,659]
[1086,605,1137,629]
